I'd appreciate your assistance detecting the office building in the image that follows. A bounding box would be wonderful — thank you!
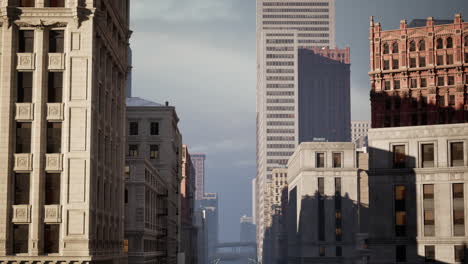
[0,1,130,263]
[126,97,183,264]
[200,193,219,262]
[255,0,337,260]
[369,14,468,128]
[192,154,206,201]
[240,216,256,243]
[351,121,371,143]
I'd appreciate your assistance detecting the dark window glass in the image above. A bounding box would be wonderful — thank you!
[448,76,455,86]
[447,54,454,65]
[393,145,406,168]
[150,145,159,160]
[150,122,159,135]
[316,153,325,168]
[422,144,434,168]
[454,210,465,225]
[410,57,417,68]
[48,72,63,103]
[17,72,33,103]
[453,183,465,236]
[393,59,399,69]
[425,246,436,262]
[128,144,138,157]
[45,173,60,205]
[410,78,417,88]
[394,80,400,90]
[49,30,64,53]
[419,56,426,67]
[423,184,434,199]
[48,0,65,7]
[396,245,406,262]
[129,122,138,135]
[125,189,128,204]
[14,173,30,205]
[318,177,325,241]
[332,153,341,168]
[455,245,465,263]
[421,78,427,88]
[438,95,445,107]
[465,53,468,63]
[13,225,29,254]
[451,142,464,167]
[392,42,399,53]
[336,246,342,257]
[383,60,390,70]
[447,37,453,48]
[44,224,59,254]
[449,95,455,106]
[409,41,416,52]
[19,30,34,52]
[384,80,391,90]
[47,123,62,153]
[424,210,435,226]
[319,246,325,257]
[436,38,443,49]
[437,55,444,65]
[16,123,31,153]
[454,183,464,199]
[419,40,426,51]
[383,43,389,54]
[395,185,406,237]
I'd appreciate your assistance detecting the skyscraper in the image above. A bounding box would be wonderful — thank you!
[255,0,336,261]
[192,154,206,201]
[0,0,130,262]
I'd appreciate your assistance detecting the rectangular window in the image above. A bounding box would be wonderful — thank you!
[447,54,454,65]
[16,123,31,153]
[419,56,426,67]
[451,142,464,167]
[425,246,435,262]
[45,173,60,205]
[318,177,325,241]
[410,57,417,68]
[384,80,391,90]
[393,59,399,69]
[128,144,138,157]
[316,153,325,168]
[393,145,406,168]
[129,122,138,135]
[410,78,417,88]
[437,76,445,86]
[421,78,427,88]
[395,185,406,237]
[150,145,159,160]
[396,245,406,262]
[455,245,465,263]
[336,246,342,257]
[421,144,434,168]
[335,178,342,241]
[47,72,63,103]
[423,185,435,239]
[44,224,59,254]
[437,55,444,65]
[319,246,325,257]
[394,80,400,90]
[150,122,159,135]
[438,96,445,107]
[19,30,34,52]
[332,153,342,168]
[465,53,468,63]
[48,0,65,7]
[17,72,33,103]
[13,225,29,254]
[453,183,465,236]
[14,173,30,205]
[383,60,390,70]
[448,76,455,86]
[449,95,456,106]
[49,30,64,53]
[47,123,62,153]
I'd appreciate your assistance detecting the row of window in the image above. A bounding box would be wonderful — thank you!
[315,152,343,168]
[382,74,465,90]
[394,245,465,263]
[266,83,295,89]
[266,91,295,96]
[266,54,294,59]
[297,39,329,44]
[267,129,295,134]
[18,0,65,7]
[266,46,294,52]
[267,121,294,126]
[12,224,60,254]
[266,61,294,66]
[263,2,329,7]
[267,159,289,165]
[128,144,160,160]
[266,68,294,74]
[263,14,329,19]
[267,144,295,149]
[267,106,294,111]
[267,136,295,141]
[267,114,295,119]
[265,33,294,37]
[392,142,464,169]
[16,122,61,154]
[14,173,60,205]
[17,72,63,103]
[129,121,159,136]
[266,99,294,104]
[266,39,294,44]
[263,8,329,13]
[263,20,329,25]
[18,30,64,53]
[267,151,295,157]
[262,27,330,32]
[266,76,294,81]
[381,36,468,55]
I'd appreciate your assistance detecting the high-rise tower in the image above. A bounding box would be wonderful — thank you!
[255,0,336,261]
[0,0,131,263]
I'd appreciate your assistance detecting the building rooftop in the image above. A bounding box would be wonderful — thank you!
[126,97,163,107]
[408,19,453,28]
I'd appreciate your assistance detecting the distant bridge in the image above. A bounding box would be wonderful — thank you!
[211,241,257,263]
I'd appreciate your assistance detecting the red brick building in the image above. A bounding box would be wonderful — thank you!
[369,14,468,128]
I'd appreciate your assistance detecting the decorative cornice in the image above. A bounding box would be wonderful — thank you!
[15,19,67,29]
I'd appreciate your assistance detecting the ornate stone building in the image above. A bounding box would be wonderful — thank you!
[0,0,130,263]
[369,14,468,128]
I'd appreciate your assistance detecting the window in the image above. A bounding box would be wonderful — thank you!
[410,78,417,88]
[450,142,464,167]
[421,78,427,88]
[419,56,426,67]
[449,95,456,106]
[394,80,400,90]
[14,173,30,205]
[336,246,342,257]
[318,177,325,241]
[410,57,417,68]
[384,80,391,90]
[421,144,434,168]
[392,42,399,53]
[437,55,444,65]
[419,40,426,51]
[13,225,29,254]
[425,246,436,262]
[335,178,342,241]
[393,145,406,168]
[19,30,34,52]
[392,59,399,69]
[332,153,342,168]
[129,122,138,135]
[437,76,445,86]
[16,123,31,153]
[395,185,406,237]
[383,43,389,54]
[465,53,468,63]
[316,153,325,168]
[150,122,159,135]
[319,246,325,257]
[48,72,63,103]
[447,54,454,65]
[436,38,443,49]
[150,145,159,160]
[453,183,465,236]
[49,30,64,53]
[17,72,33,103]
[438,95,445,107]
[465,36,468,47]
[45,173,60,205]
[44,224,59,254]
[448,76,455,86]
[396,245,406,262]
[447,37,453,48]
[409,40,416,52]
[47,123,62,153]
[383,60,390,70]
[128,145,138,157]
[455,245,465,263]
[48,0,65,7]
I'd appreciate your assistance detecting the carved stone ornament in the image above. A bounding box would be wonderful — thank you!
[44,205,62,223]
[12,205,31,223]
[48,53,65,70]
[45,153,63,172]
[17,53,35,70]
[47,103,64,121]
[14,154,33,172]
[15,20,67,29]
[15,103,33,121]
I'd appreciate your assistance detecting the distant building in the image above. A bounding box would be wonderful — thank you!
[369,14,468,128]
[192,154,206,201]
[201,193,219,262]
[126,97,183,264]
[240,215,256,243]
[127,48,133,97]
[351,121,371,143]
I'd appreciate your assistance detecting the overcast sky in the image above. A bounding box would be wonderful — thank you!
[130,0,468,241]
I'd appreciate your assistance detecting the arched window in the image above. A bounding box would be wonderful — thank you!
[392,42,399,53]
[409,41,416,52]
[465,36,468,47]
[446,37,453,48]
[436,38,443,49]
[383,43,389,54]
[419,40,426,51]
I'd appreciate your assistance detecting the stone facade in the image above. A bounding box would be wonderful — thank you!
[369,14,468,128]
[126,98,182,264]
[191,154,206,202]
[287,142,367,263]
[0,0,130,263]
[367,123,468,263]
[351,121,371,144]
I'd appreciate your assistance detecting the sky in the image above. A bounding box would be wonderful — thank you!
[130,0,468,241]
